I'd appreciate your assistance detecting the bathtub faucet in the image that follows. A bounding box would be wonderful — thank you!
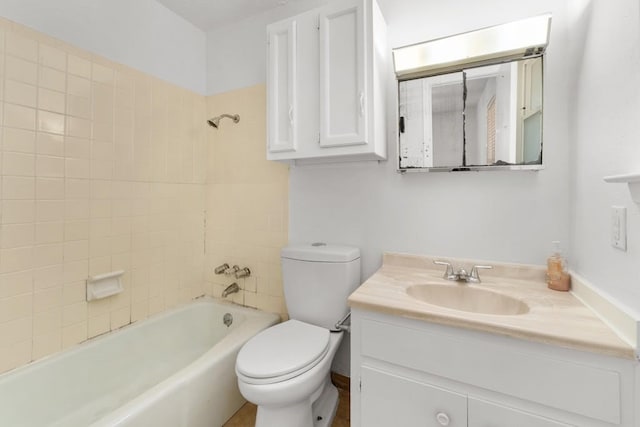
[222,282,240,298]
[214,263,230,275]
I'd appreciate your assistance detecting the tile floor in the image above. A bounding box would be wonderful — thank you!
[223,387,350,427]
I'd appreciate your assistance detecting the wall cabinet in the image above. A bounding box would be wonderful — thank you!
[267,19,297,154]
[266,0,388,164]
[351,309,639,427]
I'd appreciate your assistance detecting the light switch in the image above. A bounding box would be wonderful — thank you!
[611,206,627,251]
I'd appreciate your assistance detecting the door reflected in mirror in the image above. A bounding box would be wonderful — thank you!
[398,57,543,171]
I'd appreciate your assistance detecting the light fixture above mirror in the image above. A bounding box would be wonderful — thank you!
[393,14,551,172]
[393,14,551,80]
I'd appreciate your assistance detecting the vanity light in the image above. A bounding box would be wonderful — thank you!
[393,14,551,80]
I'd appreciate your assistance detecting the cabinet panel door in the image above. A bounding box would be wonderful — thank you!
[319,0,367,148]
[361,366,467,427]
[267,19,297,153]
[469,397,572,427]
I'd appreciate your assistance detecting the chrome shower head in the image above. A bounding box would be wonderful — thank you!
[207,113,240,129]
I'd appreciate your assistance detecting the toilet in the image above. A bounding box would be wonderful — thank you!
[235,243,361,427]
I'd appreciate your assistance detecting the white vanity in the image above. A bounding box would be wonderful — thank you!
[349,253,638,427]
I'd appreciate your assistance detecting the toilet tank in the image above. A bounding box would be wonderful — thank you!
[281,244,361,330]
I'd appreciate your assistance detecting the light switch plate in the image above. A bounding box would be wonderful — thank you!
[611,206,627,251]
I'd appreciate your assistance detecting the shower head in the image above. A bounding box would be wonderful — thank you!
[207,113,240,129]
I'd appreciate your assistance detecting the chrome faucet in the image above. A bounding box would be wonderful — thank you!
[214,263,230,275]
[433,261,492,283]
[225,265,240,276]
[234,267,251,279]
[222,282,240,298]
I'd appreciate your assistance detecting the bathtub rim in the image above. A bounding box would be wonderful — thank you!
[0,296,280,381]
[88,297,280,427]
[0,296,280,427]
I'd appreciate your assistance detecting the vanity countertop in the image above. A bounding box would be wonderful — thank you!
[348,253,635,359]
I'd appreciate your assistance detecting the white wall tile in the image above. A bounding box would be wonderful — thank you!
[5,32,37,62]
[2,200,35,224]
[1,223,35,249]
[5,80,37,108]
[36,132,64,157]
[2,152,35,176]
[38,88,66,114]
[39,66,66,92]
[4,103,37,130]
[4,128,36,153]
[39,44,66,71]
[5,56,38,85]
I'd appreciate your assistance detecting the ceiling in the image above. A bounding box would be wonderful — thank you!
[156,0,296,31]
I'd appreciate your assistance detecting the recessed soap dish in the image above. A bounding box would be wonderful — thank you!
[86,270,125,301]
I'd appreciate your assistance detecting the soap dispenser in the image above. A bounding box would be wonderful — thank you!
[546,241,570,291]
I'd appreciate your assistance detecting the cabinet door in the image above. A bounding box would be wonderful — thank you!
[469,397,572,427]
[361,367,467,427]
[319,0,367,148]
[267,19,297,153]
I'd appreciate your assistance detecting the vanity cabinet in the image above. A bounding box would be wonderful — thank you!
[361,366,467,427]
[351,309,638,427]
[266,0,388,164]
[468,397,571,427]
[360,366,570,427]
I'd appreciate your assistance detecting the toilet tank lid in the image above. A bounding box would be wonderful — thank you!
[282,243,360,263]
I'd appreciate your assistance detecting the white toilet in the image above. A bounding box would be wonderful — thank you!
[235,243,361,427]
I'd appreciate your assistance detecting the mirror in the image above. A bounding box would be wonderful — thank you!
[398,57,543,171]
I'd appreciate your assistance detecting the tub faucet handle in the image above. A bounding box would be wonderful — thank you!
[235,267,251,279]
[214,263,230,275]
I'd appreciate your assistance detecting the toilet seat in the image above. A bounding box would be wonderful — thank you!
[236,320,330,385]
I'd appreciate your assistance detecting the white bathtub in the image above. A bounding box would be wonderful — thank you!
[0,297,279,427]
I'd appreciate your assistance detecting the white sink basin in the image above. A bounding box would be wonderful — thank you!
[406,284,530,315]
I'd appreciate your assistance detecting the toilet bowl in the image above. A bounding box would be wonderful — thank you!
[235,244,361,427]
[236,320,343,427]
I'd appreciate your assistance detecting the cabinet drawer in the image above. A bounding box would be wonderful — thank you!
[361,366,467,427]
[469,397,572,427]
[361,319,621,424]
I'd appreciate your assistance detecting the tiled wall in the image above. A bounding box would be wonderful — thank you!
[0,19,207,374]
[205,85,289,319]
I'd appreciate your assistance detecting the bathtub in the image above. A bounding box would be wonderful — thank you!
[0,297,280,427]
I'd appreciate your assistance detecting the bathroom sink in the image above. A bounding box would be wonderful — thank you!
[406,284,530,315]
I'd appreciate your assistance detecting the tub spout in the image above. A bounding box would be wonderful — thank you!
[222,282,240,298]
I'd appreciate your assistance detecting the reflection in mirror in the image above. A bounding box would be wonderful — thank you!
[432,76,464,168]
[398,57,543,171]
[465,63,515,166]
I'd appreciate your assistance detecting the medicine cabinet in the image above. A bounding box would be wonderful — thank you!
[393,14,551,172]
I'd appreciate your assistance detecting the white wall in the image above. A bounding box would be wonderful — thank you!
[290,0,572,281]
[0,0,207,94]
[568,0,640,316]
[205,0,329,95]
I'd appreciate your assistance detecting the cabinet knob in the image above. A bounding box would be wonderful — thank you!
[359,92,365,116]
[288,105,294,125]
[435,412,450,426]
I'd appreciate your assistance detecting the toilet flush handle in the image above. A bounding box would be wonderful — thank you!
[334,312,351,333]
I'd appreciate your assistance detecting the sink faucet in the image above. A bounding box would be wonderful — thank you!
[222,282,240,298]
[433,261,492,283]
